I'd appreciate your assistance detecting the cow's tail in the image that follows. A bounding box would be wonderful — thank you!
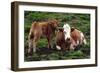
[28,22,37,46]
[32,21,37,28]
[28,21,37,40]
[83,38,87,45]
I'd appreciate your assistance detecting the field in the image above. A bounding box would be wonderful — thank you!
[24,11,90,61]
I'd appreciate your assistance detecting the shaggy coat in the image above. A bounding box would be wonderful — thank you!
[28,19,59,53]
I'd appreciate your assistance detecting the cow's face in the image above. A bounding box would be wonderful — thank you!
[63,23,71,40]
[53,20,59,28]
[48,19,59,30]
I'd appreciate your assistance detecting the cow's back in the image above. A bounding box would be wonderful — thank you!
[71,29,81,42]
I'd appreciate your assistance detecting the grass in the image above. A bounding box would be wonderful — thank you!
[24,40,90,61]
[24,11,90,61]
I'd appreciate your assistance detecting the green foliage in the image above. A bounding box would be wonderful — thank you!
[24,11,90,61]
[37,39,48,48]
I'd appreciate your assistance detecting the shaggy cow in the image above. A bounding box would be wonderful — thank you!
[28,19,59,53]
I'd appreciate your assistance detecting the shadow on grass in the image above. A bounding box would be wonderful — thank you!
[25,47,71,61]
[25,47,90,62]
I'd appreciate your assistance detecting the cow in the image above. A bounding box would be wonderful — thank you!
[56,23,72,50]
[28,19,59,53]
[56,23,87,51]
[56,28,66,50]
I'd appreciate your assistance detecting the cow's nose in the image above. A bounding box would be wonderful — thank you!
[67,38,70,41]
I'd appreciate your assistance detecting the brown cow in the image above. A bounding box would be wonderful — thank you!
[28,19,59,53]
[56,28,66,50]
[56,23,72,50]
[56,24,87,51]
[56,28,71,50]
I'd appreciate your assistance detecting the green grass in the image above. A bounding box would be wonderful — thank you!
[25,49,90,61]
[37,38,48,48]
[24,11,90,61]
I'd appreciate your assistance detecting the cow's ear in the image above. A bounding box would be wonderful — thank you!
[71,27,75,32]
[59,28,64,32]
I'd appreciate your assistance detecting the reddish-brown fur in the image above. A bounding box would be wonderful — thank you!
[56,28,71,50]
[28,19,58,53]
[56,28,66,50]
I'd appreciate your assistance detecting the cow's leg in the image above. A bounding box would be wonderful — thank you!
[33,37,37,53]
[50,38,54,49]
[33,40,36,53]
[28,39,33,54]
[51,34,55,48]
[76,40,79,45]
[33,38,38,53]
[33,35,40,53]
[47,36,52,49]
[47,37,50,48]
[70,39,76,50]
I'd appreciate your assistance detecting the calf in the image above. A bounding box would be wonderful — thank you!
[28,19,59,53]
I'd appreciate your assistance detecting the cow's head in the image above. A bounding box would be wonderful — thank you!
[48,19,59,30]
